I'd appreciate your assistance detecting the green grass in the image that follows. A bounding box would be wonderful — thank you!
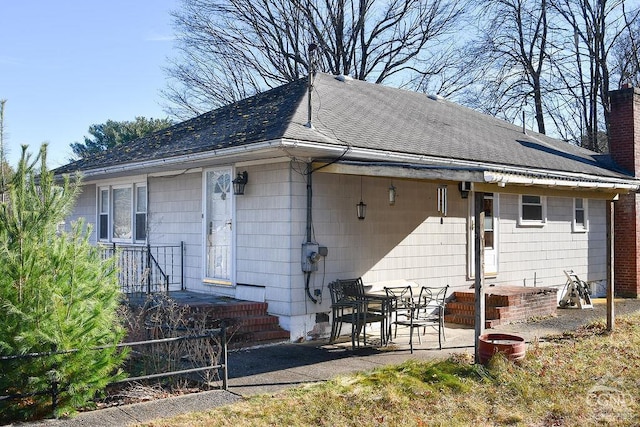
[141,314,640,426]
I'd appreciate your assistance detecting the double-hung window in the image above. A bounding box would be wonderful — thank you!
[98,183,147,243]
[99,188,109,240]
[518,195,546,226]
[573,198,588,232]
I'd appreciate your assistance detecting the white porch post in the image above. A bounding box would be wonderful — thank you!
[607,198,615,331]
[474,191,485,363]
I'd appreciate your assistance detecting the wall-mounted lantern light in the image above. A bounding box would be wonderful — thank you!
[357,200,367,220]
[389,183,396,205]
[233,171,249,195]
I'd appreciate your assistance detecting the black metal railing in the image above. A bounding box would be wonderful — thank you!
[102,242,184,295]
[0,327,227,419]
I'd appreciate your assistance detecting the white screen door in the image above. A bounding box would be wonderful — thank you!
[205,168,232,282]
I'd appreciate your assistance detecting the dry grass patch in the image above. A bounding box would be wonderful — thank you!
[141,313,640,426]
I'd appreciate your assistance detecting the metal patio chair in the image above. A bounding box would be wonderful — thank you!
[395,285,449,353]
[384,285,414,342]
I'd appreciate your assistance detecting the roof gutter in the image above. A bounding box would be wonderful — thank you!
[62,140,285,179]
[64,137,640,192]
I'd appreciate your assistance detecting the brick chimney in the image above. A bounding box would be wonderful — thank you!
[609,85,640,297]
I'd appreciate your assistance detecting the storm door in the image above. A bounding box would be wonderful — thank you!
[204,168,233,283]
[469,193,499,277]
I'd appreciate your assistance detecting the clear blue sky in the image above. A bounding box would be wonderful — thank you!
[1,0,179,168]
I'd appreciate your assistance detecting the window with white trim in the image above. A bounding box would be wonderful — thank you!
[99,188,109,240]
[573,198,588,232]
[97,183,147,242]
[518,195,546,226]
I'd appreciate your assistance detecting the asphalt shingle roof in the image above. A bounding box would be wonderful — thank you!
[285,74,623,178]
[55,72,628,180]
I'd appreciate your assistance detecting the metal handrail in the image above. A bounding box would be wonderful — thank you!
[101,242,184,294]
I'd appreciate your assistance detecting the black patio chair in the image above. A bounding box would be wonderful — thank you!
[395,285,449,353]
[384,285,414,341]
[328,280,359,348]
[329,278,385,349]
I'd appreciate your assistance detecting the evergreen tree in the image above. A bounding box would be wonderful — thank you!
[0,145,126,420]
[70,116,173,159]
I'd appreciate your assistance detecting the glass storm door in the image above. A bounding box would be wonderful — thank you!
[482,194,498,275]
[470,193,499,276]
[205,168,232,282]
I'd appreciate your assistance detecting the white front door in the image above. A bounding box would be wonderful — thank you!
[470,193,499,277]
[204,168,233,283]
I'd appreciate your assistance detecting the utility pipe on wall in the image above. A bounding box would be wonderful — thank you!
[305,164,317,303]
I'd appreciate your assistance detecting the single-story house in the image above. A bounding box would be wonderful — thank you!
[54,73,640,341]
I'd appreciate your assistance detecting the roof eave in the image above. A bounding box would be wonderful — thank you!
[286,140,640,192]
[58,140,294,180]
[483,171,639,192]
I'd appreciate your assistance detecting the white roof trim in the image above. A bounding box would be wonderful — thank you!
[67,140,285,179]
[484,171,639,191]
[64,137,640,192]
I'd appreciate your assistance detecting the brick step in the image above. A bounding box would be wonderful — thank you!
[200,303,270,318]
[452,291,476,303]
[444,313,498,328]
[445,286,558,328]
[446,301,503,320]
[183,301,289,348]
[236,315,282,333]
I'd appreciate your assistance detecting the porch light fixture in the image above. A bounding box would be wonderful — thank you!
[233,171,249,195]
[357,176,367,220]
[458,181,471,199]
[389,183,396,205]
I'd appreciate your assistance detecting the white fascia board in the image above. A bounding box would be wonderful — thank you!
[72,140,288,180]
[484,171,640,191]
[70,137,640,192]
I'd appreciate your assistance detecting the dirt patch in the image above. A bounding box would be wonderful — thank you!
[93,382,204,410]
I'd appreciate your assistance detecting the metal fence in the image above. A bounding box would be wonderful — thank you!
[102,243,184,295]
[0,327,227,419]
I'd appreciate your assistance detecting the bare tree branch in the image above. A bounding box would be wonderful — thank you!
[163,0,467,117]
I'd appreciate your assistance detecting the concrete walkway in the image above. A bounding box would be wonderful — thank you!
[11,298,640,427]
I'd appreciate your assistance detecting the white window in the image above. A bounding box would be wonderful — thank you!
[99,189,109,240]
[98,183,147,243]
[573,198,588,232]
[135,185,147,240]
[518,195,546,226]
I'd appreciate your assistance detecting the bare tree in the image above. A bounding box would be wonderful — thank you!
[551,0,639,152]
[163,0,467,119]
[613,3,640,87]
[462,0,554,134]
